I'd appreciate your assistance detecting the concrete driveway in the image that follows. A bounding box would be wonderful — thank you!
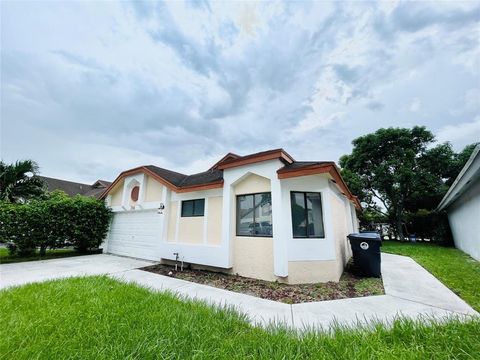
[0,254,153,289]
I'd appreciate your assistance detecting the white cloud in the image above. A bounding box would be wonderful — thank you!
[465,88,480,111]
[436,117,480,149]
[409,97,421,112]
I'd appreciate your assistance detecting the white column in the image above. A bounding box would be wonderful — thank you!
[322,189,336,260]
[175,200,180,243]
[271,178,288,277]
[220,183,233,268]
[203,197,209,244]
[159,186,169,246]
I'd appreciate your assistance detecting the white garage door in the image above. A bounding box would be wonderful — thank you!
[106,210,162,261]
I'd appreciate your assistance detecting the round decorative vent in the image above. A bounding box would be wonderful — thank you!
[130,186,139,202]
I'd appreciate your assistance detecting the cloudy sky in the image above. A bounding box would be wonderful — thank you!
[1,1,479,183]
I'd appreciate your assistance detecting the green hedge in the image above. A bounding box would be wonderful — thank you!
[0,191,112,255]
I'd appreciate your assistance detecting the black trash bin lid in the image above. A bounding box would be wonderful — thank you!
[347,232,381,241]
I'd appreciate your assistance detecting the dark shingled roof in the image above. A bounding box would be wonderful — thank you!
[39,176,111,199]
[178,169,223,187]
[144,166,223,188]
[144,165,187,186]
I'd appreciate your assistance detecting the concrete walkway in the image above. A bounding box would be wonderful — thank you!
[111,253,478,330]
[1,252,477,331]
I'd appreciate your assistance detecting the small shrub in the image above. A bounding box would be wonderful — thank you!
[6,242,17,255]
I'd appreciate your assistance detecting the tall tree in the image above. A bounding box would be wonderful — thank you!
[407,142,477,212]
[0,160,45,203]
[339,126,476,240]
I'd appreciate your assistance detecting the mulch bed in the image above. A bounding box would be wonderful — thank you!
[140,262,384,304]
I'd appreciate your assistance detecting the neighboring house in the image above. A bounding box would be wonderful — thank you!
[100,149,361,284]
[437,145,480,261]
[40,176,111,199]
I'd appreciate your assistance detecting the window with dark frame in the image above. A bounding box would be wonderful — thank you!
[236,192,272,237]
[181,199,205,217]
[290,192,324,238]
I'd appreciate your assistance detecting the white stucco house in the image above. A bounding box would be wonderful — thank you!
[437,144,480,261]
[100,149,361,284]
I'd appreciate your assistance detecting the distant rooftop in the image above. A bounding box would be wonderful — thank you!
[39,176,111,199]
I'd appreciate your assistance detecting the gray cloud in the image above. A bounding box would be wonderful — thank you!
[374,2,480,38]
[1,1,479,183]
[366,101,385,112]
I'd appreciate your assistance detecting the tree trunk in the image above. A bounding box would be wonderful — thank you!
[39,245,46,257]
[395,206,405,241]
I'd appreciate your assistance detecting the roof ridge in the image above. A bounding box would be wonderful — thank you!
[144,165,188,178]
[291,160,334,164]
[209,152,242,170]
[178,167,222,187]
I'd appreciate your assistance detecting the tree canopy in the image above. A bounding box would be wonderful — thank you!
[340,126,477,241]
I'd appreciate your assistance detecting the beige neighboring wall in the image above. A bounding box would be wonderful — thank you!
[287,260,340,284]
[232,173,275,281]
[232,237,276,281]
[234,173,271,194]
[330,191,352,278]
[207,197,222,245]
[144,175,163,202]
[108,175,163,206]
[287,190,353,284]
[109,179,124,206]
[167,201,178,242]
[178,217,204,244]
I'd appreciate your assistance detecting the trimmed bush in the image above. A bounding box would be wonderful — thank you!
[0,203,37,256]
[0,191,112,255]
[406,209,454,245]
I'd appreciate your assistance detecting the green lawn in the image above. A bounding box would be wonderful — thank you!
[0,247,84,264]
[1,276,479,359]
[382,241,480,312]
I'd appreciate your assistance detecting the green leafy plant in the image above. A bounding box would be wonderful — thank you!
[0,192,112,255]
[0,160,45,203]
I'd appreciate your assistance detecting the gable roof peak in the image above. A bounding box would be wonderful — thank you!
[216,148,295,170]
[209,152,241,170]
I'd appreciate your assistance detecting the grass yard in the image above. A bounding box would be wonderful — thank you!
[382,241,480,312]
[1,277,479,359]
[0,247,90,264]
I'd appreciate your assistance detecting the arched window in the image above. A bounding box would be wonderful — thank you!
[130,186,140,202]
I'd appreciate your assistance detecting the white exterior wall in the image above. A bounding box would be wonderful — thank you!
[280,175,337,263]
[221,160,288,275]
[221,160,354,278]
[161,188,227,267]
[447,180,480,261]
[104,162,360,281]
[105,173,167,259]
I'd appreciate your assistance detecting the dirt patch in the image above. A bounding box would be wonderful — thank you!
[140,262,384,304]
